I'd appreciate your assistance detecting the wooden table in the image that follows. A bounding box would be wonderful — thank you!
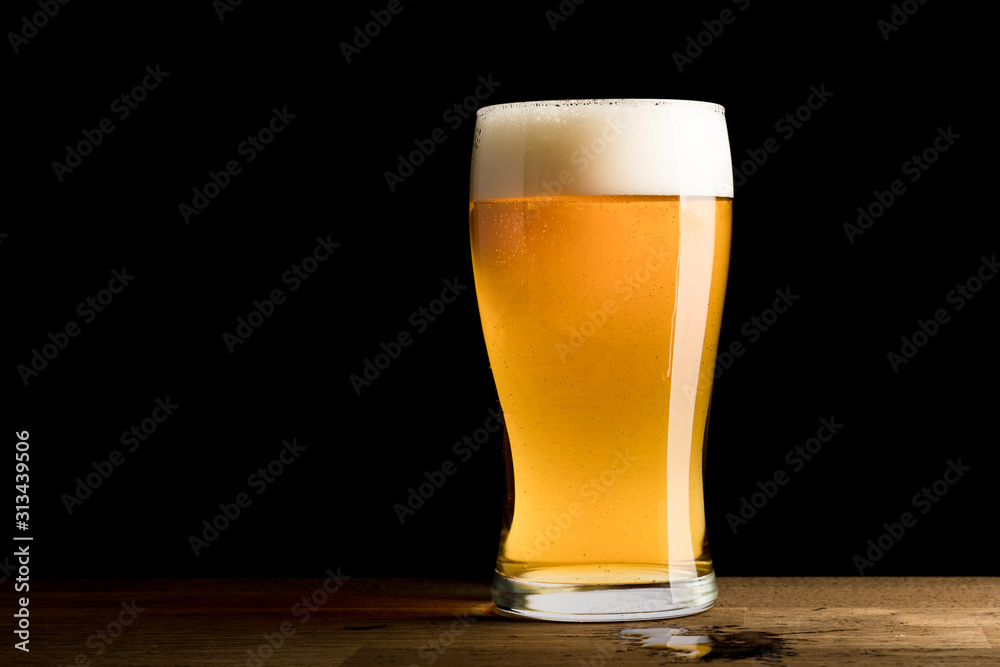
[20,577,1000,665]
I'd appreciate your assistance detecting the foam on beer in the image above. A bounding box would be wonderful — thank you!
[471,99,733,200]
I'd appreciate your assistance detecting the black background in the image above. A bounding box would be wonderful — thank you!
[3,0,995,589]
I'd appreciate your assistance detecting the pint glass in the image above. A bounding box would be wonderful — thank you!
[469,100,733,621]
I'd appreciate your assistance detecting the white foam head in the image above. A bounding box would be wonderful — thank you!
[471,99,733,200]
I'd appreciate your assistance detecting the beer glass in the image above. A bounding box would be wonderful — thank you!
[469,100,733,621]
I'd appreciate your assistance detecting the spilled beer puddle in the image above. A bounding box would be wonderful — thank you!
[618,625,791,661]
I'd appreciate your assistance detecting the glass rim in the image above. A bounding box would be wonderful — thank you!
[476,98,726,117]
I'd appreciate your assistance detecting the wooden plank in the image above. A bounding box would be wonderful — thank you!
[17,577,1000,665]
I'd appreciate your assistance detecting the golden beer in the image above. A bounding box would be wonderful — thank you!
[470,100,733,620]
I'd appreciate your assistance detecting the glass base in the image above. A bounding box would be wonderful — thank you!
[491,570,716,622]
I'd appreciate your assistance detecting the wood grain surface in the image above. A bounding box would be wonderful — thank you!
[16,577,1000,665]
